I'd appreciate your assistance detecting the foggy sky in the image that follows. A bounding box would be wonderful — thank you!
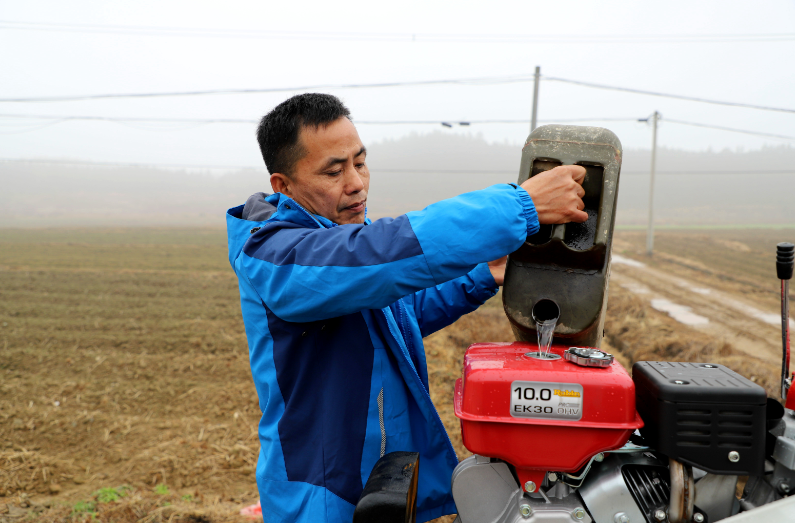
[2,0,795,170]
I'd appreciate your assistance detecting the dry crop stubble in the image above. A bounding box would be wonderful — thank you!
[0,227,785,523]
[1,229,260,521]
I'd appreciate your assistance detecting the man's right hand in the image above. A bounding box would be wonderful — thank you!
[520,165,588,224]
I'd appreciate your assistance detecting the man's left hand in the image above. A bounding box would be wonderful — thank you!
[488,256,508,286]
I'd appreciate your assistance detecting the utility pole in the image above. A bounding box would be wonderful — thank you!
[645,111,660,255]
[530,66,540,132]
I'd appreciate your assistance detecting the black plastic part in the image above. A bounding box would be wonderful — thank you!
[765,398,785,458]
[353,452,420,523]
[633,361,767,476]
[777,242,794,280]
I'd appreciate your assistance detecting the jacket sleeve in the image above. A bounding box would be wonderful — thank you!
[410,263,498,338]
[237,183,538,323]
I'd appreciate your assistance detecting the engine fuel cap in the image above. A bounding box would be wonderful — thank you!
[564,347,614,367]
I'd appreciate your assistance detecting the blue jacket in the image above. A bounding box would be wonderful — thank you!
[226,184,539,523]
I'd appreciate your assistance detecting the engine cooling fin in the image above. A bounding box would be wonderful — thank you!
[622,465,671,522]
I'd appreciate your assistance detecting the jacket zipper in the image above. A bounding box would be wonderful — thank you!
[396,301,413,359]
[380,309,458,461]
[377,388,386,458]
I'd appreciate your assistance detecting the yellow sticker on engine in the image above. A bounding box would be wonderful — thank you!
[510,381,584,421]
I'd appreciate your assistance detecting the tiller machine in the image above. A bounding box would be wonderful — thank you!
[355,126,795,523]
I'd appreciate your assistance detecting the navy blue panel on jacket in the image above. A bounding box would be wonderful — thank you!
[267,305,375,505]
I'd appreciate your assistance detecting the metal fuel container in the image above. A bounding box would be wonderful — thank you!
[503,124,623,348]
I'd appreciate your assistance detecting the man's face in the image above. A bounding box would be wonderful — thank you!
[272,117,369,225]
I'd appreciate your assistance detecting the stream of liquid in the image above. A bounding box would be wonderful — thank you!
[536,318,557,357]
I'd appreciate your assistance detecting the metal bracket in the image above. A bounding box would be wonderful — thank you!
[559,441,651,487]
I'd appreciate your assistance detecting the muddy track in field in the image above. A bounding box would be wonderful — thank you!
[611,255,789,366]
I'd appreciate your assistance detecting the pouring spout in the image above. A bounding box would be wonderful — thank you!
[532,299,560,358]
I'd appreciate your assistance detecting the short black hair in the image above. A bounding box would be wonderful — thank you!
[256,93,351,176]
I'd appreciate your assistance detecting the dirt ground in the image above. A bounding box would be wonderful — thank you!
[611,229,792,376]
[0,227,791,522]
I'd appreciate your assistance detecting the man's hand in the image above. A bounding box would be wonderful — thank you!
[520,165,588,224]
[488,256,507,286]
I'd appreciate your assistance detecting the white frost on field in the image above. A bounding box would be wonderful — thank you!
[612,252,794,329]
[612,255,646,268]
[663,275,714,296]
[650,299,710,326]
[719,296,795,329]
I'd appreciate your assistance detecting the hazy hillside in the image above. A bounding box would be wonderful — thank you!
[368,133,795,225]
[2,132,793,227]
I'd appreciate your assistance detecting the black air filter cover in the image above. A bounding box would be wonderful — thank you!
[633,361,766,476]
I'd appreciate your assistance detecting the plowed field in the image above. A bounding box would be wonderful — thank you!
[0,227,791,522]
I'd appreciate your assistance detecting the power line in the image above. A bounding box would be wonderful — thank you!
[664,118,795,141]
[0,121,66,135]
[2,73,793,118]
[0,113,637,125]
[0,158,262,170]
[2,112,792,141]
[2,158,794,176]
[544,76,795,114]
[0,114,259,124]
[0,115,640,135]
[2,20,793,43]
[0,74,537,103]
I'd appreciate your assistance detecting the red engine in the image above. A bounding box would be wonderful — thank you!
[454,342,643,492]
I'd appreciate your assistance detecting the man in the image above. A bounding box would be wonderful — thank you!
[226,93,586,523]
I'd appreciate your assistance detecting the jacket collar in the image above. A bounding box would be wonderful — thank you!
[268,193,370,229]
[226,193,370,253]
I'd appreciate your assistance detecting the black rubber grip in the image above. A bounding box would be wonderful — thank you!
[354,452,419,523]
[777,242,794,280]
